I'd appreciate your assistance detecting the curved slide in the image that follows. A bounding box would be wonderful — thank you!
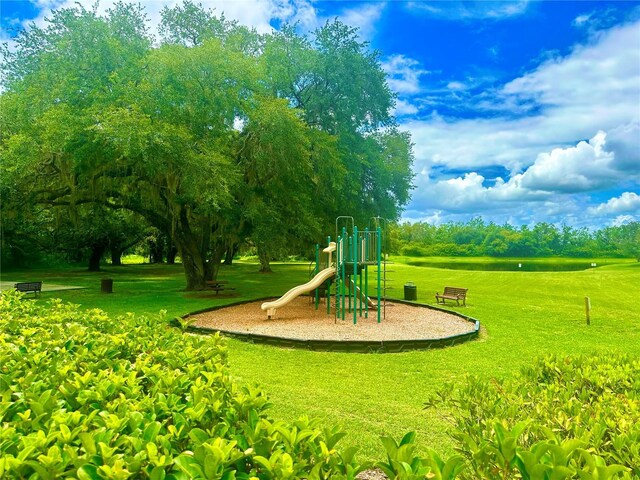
[261,267,335,319]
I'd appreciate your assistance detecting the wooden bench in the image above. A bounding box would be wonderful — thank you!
[14,282,42,297]
[435,286,467,306]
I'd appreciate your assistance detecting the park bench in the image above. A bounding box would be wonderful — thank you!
[435,286,467,306]
[14,281,42,297]
[206,280,236,295]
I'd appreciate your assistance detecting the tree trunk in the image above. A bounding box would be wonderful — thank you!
[111,247,123,266]
[176,238,208,290]
[149,237,165,263]
[173,209,210,290]
[167,244,177,264]
[223,243,238,265]
[207,241,226,281]
[257,244,272,273]
[88,244,106,272]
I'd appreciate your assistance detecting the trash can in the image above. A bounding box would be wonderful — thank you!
[404,282,417,301]
[101,278,113,293]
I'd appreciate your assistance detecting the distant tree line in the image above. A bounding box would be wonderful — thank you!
[389,219,640,259]
[1,2,413,287]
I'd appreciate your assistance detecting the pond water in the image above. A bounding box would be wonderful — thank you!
[406,261,605,272]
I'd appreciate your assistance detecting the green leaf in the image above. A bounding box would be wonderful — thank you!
[143,421,162,443]
[380,436,398,458]
[150,467,166,480]
[399,431,416,446]
[252,455,273,473]
[77,464,100,480]
[173,455,205,478]
[189,428,210,445]
[442,455,466,480]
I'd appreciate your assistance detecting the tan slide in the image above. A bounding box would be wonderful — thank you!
[261,267,335,319]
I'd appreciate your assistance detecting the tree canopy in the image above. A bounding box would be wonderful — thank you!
[1,2,414,288]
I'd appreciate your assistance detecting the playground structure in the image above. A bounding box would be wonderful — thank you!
[261,217,390,323]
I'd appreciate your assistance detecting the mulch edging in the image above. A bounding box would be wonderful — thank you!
[177,297,480,354]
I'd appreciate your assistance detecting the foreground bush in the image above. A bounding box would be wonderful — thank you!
[2,290,635,479]
[426,354,639,479]
[0,290,367,479]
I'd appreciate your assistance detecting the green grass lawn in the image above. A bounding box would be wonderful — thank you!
[3,257,639,461]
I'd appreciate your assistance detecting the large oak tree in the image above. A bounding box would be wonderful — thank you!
[1,2,414,289]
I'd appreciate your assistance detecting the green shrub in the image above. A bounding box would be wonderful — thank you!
[0,290,368,479]
[3,290,636,479]
[426,354,639,479]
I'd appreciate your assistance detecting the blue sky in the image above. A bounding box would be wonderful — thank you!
[2,0,639,228]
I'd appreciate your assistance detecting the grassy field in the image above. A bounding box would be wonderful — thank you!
[2,257,639,461]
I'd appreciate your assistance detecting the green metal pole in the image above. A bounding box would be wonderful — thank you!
[315,244,319,310]
[341,228,346,321]
[364,229,369,319]
[353,226,358,325]
[336,235,342,317]
[347,235,351,314]
[359,261,363,317]
[377,227,381,323]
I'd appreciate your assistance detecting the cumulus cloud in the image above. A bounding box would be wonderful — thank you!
[406,130,636,225]
[404,17,640,199]
[516,131,619,193]
[606,121,640,171]
[588,192,640,216]
[381,54,429,95]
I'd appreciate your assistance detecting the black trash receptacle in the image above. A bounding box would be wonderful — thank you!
[101,278,113,293]
[404,282,417,301]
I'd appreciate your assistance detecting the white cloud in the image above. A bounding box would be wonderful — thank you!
[5,1,321,41]
[588,192,640,216]
[447,81,466,90]
[411,169,547,215]
[407,131,635,224]
[606,121,640,171]
[502,22,640,114]
[516,131,620,193]
[4,0,385,50]
[404,19,640,179]
[393,99,419,116]
[381,54,429,95]
[573,13,592,27]
[337,3,385,41]
[407,1,530,21]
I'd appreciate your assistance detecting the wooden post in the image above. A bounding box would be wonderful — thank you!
[585,296,591,325]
